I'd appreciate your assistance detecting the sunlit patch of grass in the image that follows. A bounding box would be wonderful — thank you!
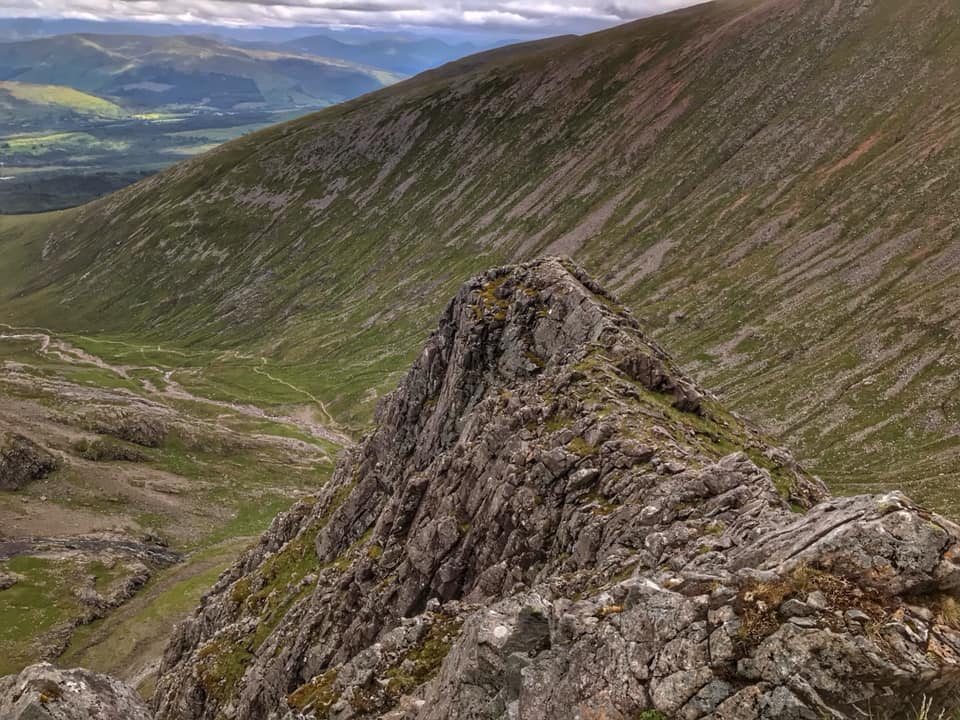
[0,81,125,117]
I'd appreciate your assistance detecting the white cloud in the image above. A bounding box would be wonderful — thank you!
[0,0,705,32]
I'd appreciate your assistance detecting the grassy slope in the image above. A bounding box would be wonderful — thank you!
[2,0,960,511]
[0,322,341,678]
[0,81,126,118]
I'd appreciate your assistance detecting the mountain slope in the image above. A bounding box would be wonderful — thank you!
[152,259,960,720]
[2,0,960,510]
[0,34,402,111]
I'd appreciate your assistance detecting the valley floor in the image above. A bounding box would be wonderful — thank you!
[0,108,312,213]
[0,325,348,692]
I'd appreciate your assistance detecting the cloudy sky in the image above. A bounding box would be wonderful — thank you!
[0,0,704,34]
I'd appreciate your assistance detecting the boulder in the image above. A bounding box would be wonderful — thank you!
[0,663,153,720]
[0,432,58,490]
[86,409,168,448]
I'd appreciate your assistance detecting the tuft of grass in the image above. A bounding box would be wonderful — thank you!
[567,436,599,457]
[287,668,339,713]
[735,562,888,651]
[384,614,463,697]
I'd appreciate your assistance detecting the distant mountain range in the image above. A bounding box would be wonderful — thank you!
[0,17,517,78]
[260,35,482,76]
[0,17,515,48]
[0,26,497,213]
[0,33,403,114]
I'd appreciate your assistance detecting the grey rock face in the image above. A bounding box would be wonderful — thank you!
[0,663,153,720]
[0,432,58,490]
[85,408,168,448]
[152,258,960,720]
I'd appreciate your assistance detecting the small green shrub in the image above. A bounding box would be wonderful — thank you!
[637,711,667,720]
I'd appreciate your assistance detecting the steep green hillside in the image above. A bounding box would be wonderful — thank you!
[3,0,960,512]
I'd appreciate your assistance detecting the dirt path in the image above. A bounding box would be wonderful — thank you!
[255,360,339,427]
[0,331,50,352]
[160,371,352,447]
[0,326,352,447]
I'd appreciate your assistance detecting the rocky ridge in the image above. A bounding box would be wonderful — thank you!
[144,259,960,720]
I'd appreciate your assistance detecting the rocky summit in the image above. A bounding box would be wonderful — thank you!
[107,258,960,720]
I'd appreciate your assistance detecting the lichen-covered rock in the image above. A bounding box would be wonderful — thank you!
[152,259,960,720]
[85,408,168,448]
[0,663,153,720]
[0,432,58,490]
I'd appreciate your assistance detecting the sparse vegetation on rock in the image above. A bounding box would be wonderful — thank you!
[72,437,149,463]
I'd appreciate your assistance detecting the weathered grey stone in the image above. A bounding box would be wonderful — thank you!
[0,432,58,490]
[85,408,168,448]
[0,663,152,720]
[780,599,812,618]
[0,571,20,590]
[844,609,871,623]
[806,590,828,610]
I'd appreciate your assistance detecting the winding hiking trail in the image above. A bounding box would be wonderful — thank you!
[0,324,352,447]
[160,370,351,447]
[255,360,339,427]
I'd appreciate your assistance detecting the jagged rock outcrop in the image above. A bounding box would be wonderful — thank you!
[0,432,58,490]
[0,663,153,720]
[153,259,960,720]
[85,408,169,448]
